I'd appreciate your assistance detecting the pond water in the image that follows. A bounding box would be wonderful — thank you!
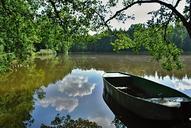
[0,54,191,128]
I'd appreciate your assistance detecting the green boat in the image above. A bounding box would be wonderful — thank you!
[103,72,191,120]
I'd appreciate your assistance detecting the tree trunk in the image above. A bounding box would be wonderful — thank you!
[63,47,69,56]
[64,50,69,56]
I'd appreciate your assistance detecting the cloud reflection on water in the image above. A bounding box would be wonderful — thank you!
[173,80,191,91]
[57,74,95,97]
[38,71,96,112]
[39,97,78,112]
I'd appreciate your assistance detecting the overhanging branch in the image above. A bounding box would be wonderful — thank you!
[48,0,61,21]
[106,0,187,27]
[105,0,191,39]
[94,11,112,32]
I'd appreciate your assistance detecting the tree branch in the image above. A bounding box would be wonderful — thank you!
[106,0,191,39]
[107,0,186,23]
[48,0,69,32]
[48,0,62,23]
[94,11,112,32]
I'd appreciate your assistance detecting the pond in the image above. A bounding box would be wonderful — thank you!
[0,54,191,128]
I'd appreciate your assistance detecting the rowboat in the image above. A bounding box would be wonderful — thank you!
[103,72,191,120]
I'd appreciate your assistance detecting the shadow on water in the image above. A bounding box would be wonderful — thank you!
[103,89,191,128]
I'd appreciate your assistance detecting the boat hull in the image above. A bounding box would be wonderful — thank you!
[103,91,191,128]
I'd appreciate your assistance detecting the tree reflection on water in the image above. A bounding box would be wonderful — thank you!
[1,54,191,128]
[40,114,102,128]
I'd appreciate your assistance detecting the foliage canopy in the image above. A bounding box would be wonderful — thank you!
[0,0,191,71]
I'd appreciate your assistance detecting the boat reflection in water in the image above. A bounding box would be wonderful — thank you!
[103,88,191,128]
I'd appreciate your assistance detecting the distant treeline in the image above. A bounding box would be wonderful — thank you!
[71,23,191,53]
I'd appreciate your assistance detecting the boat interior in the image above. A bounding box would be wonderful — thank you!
[104,76,150,98]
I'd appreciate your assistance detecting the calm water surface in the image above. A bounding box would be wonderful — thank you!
[0,54,191,128]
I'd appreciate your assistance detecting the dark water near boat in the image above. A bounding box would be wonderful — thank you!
[0,54,191,128]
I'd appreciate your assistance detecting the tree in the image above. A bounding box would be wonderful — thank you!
[111,23,183,70]
[0,0,104,72]
[0,0,40,72]
[34,0,103,55]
